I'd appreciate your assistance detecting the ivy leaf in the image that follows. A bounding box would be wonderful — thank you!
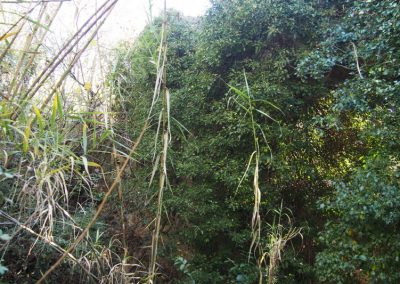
[0,264,8,275]
[0,234,11,241]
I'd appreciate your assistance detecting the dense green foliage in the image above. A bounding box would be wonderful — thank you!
[298,0,400,282]
[111,0,400,283]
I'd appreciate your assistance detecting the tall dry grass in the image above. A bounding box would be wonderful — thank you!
[0,0,149,282]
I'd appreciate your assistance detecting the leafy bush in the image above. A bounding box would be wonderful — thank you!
[298,0,400,282]
[108,0,400,282]
[111,1,352,282]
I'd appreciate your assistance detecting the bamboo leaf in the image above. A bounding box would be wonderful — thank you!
[87,161,101,168]
[82,123,88,156]
[228,84,249,100]
[99,129,111,142]
[81,156,90,176]
[51,95,58,127]
[25,16,51,31]
[256,109,279,124]
[254,99,284,115]
[92,115,97,149]
[0,31,17,41]
[56,93,64,118]
[33,105,44,131]
[23,119,33,154]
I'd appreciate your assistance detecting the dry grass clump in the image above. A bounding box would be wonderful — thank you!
[0,0,147,282]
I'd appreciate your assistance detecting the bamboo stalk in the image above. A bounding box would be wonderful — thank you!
[39,0,118,110]
[148,1,168,282]
[22,0,114,102]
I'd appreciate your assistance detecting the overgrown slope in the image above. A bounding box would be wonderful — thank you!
[111,0,400,283]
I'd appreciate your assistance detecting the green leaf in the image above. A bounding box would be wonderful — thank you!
[82,123,88,156]
[228,84,249,100]
[51,95,58,127]
[0,264,8,275]
[56,93,64,118]
[0,234,11,241]
[22,119,33,154]
[32,105,44,132]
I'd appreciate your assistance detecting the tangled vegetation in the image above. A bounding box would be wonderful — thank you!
[1,0,400,283]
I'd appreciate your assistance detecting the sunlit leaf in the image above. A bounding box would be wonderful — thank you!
[22,119,33,154]
[33,105,44,131]
[0,31,17,41]
[81,156,90,175]
[84,82,92,91]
